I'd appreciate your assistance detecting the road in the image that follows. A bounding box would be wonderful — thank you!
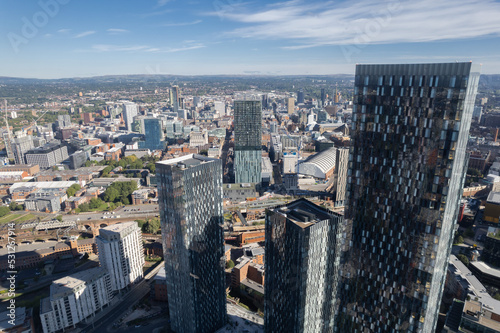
[62,204,160,223]
[82,262,164,333]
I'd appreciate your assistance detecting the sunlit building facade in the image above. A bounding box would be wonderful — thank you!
[337,63,480,332]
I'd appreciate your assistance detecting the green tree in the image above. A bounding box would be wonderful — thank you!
[79,203,90,213]
[0,206,10,217]
[146,163,156,174]
[56,215,63,222]
[454,235,464,245]
[103,187,119,202]
[226,260,235,269]
[457,254,470,266]
[66,187,76,197]
[89,198,103,209]
[144,218,161,234]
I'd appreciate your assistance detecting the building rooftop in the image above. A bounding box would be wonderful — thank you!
[157,154,218,169]
[448,255,500,314]
[154,266,166,281]
[487,191,500,204]
[50,267,107,299]
[9,181,77,192]
[470,261,500,279]
[240,278,264,295]
[276,198,335,229]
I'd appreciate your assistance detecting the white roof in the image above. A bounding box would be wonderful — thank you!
[298,147,336,179]
[9,181,76,192]
[449,255,500,313]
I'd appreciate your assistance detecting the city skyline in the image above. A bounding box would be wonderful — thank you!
[1,0,500,78]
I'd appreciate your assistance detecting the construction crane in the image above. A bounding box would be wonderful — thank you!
[22,108,51,133]
[2,100,13,158]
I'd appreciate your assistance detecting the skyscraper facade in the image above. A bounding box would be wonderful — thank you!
[96,222,144,291]
[122,102,138,132]
[139,117,165,151]
[265,198,343,332]
[297,90,305,104]
[328,147,349,207]
[234,100,262,183]
[172,86,180,113]
[156,154,226,333]
[338,63,480,332]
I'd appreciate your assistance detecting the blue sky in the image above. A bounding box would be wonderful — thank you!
[1,0,500,78]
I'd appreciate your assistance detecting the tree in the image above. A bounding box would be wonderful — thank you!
[66,187,76,197]
[226,260,235,269]
[103,187,119,202]
[0,206,10,217]
[9,202,23,211]
[457,254,469,266]
[56,215,63,222]
[144,218,161,234]
[454,235,464,245]
[146,163,156,174]
[89,198,103,210]
[79,203,90,213]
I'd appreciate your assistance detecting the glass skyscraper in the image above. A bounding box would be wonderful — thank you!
[234,100,262,183]
[139,117,165,151]
[156,154,226,333]
[337,63,480,332]
[265,198,343,333]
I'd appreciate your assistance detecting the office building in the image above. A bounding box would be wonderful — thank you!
[11,135,34,164]
[40,268,113,333]
[156,154,226,333]
[283,151,299,174]
[265,199,343,332]
[122,102,138,131]
[297,90,304,104]
[96,222,144,291]
[287,97,295,114]
[338,63,480,332]
[57,114,71,129]
[234,100,262,184]
[139,117,165,151]
[172,86,180,113]
[25,141,68,169]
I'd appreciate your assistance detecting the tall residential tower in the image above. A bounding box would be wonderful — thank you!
[265,199,343,332]
[338,63,480,332]
[96,222,144,291]
[234,100,262,183]
[156,154,226,333]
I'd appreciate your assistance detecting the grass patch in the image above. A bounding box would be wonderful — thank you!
[15,213,37,222]
[0,213,23,225]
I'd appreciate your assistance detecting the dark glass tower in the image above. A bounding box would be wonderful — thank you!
[265,198,343,333]
[156,154,226,333]
[140,117,165,151]
[234,100,262,183]
[338,63,480,332]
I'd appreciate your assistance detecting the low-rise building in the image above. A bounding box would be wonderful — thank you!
[484,192,500,224]
[0,307,35,333]
[40,268,113,333]
[0,164,40,176]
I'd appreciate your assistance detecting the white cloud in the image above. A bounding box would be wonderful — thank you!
[74,31,97,38]
[84,43,205,53]
[212,0,500,48]
[107,28,129,34]
[91,44,150,52]
[57,29,71,34]
[162,20,202,27]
